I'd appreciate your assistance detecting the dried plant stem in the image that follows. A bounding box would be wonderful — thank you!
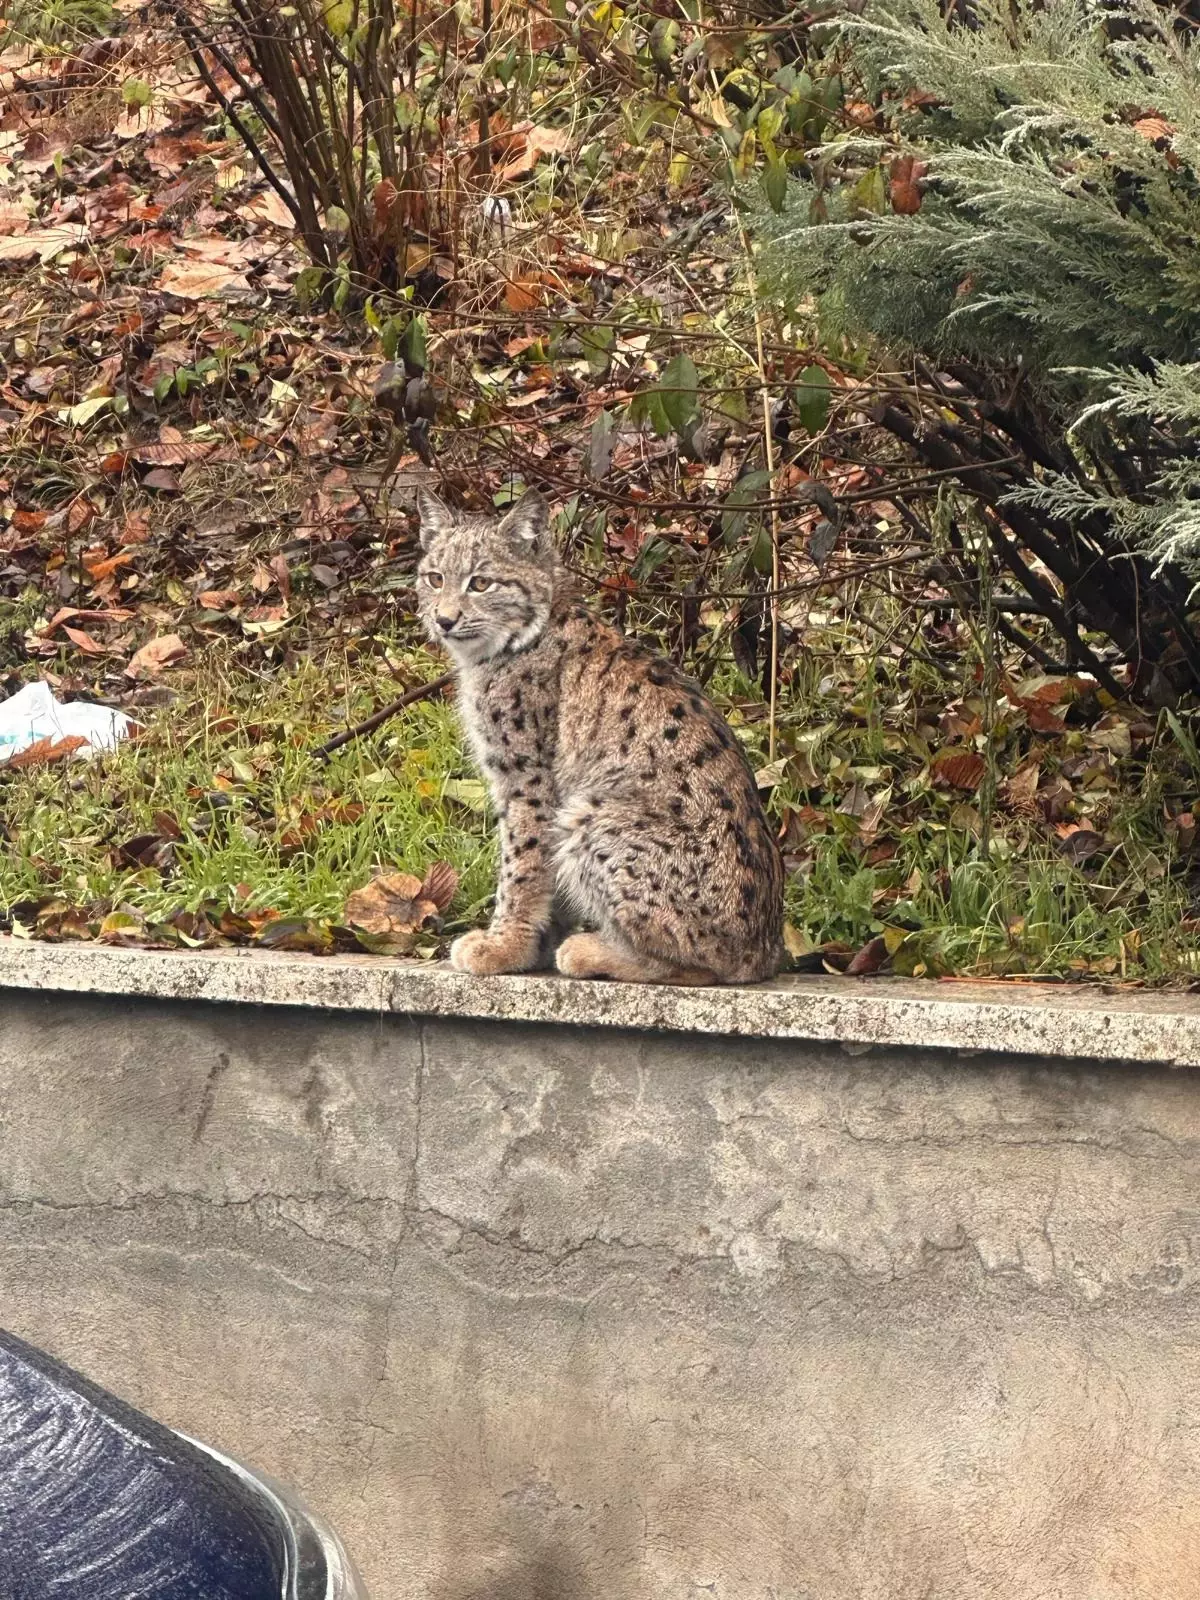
[731,203,781,762]
[694,3,784,756]
[315,674,453,758]
[476,0,494,180]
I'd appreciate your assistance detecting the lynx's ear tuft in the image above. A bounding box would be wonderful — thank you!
[416,486,452,547]
[497,489,550,555]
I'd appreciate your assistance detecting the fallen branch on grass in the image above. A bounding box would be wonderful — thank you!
[315,674,453,760]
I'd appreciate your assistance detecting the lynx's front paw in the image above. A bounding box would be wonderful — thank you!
[450,929,537,975]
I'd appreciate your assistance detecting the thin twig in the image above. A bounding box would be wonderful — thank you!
[564,550,928,602]
[315,673,453,758]
[187,19,285,145]
[730,199,781,761]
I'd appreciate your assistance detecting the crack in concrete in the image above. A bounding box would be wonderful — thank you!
[4,1010,1197,1302]
[407,1017,426,1212]
[354,1232,406,1504]
[0,1190,401,1262]
[410,1201,742,1271]
[349,1020,429,1504]
[5,1185,1199,1306]
[834,1121,1195,1159]
[0,1190,397,1212]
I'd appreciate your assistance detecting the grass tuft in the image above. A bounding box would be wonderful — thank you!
[1,649,494,943]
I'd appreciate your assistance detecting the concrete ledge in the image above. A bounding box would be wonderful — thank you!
[2,933,1200,1064]
[6,940,1200,1597]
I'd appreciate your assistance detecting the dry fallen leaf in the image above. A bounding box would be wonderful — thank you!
[1088,719,1133,759]
[1003,763,1040,813]
[141,467,181,493]
[23,366,61,398]
[505,387,551,409]
[6,735,89,769]
[845,935,889,977]
[499,121,572,180]
[98,907,148,946]
[42,605,135,636]
[117,831,175,871]
[63,625,109,655]
[126,633,188,678]
[1020,701,1066,734]
[504,278,544,313]
[114,99,173,141]
[65,489,94,531]
[0,225,89,264]
[1168,812,1197,852]
[844,100,878,129]
[278,799,366,854]
[441,777,489,812]
[84,550,136,582]
[931,748,988,792]
[119,511,152,545]
[1056,825,1105,864]
[1017,674,1090,705]
[421,860,460,911]
[373,176,400,234]
[269,551,291,601]
[889,155,927,215]
[344,864,457,954]
[256,919,334,953]
[198,588,241,611]
[129,438,215,466]
[241,188,295,229]
[1133,116,1174,143]
[527,124,571,158]
[0,200,33,235]
[158,258,251,300]
[346,871,426,928]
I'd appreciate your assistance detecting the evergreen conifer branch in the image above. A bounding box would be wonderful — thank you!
[752,0,1200,688]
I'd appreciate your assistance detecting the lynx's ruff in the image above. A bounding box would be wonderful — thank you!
[416,486,784,986]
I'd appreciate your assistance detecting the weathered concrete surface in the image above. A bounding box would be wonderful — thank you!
[8,935,1200,1063]
[3,967,1200,1598]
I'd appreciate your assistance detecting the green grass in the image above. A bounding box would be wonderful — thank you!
[6,0,113,44]
[713,640,1200,982]
[0,649,494,948]
[4,636,1200,979]
[783,829,1195,980]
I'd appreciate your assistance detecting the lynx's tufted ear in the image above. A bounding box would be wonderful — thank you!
[416,486,452,548]
[497,489,550,556]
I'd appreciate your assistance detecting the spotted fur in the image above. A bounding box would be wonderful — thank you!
[415,486,784,985]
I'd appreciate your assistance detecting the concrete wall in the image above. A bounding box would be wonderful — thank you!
[3,956,1200,1598]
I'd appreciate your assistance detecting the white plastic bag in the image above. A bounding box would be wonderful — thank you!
[0,681,132,765]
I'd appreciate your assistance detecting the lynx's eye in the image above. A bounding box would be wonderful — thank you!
[423,571,444,590]
[467,575,497,594]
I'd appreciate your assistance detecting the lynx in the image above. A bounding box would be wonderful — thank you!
[416,486,784,985]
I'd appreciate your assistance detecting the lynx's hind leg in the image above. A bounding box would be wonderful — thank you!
[555,931,716,986]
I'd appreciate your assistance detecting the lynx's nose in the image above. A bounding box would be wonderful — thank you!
[436,612,458,634]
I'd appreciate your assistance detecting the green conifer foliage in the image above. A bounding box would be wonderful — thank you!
[755,0,1200,692]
